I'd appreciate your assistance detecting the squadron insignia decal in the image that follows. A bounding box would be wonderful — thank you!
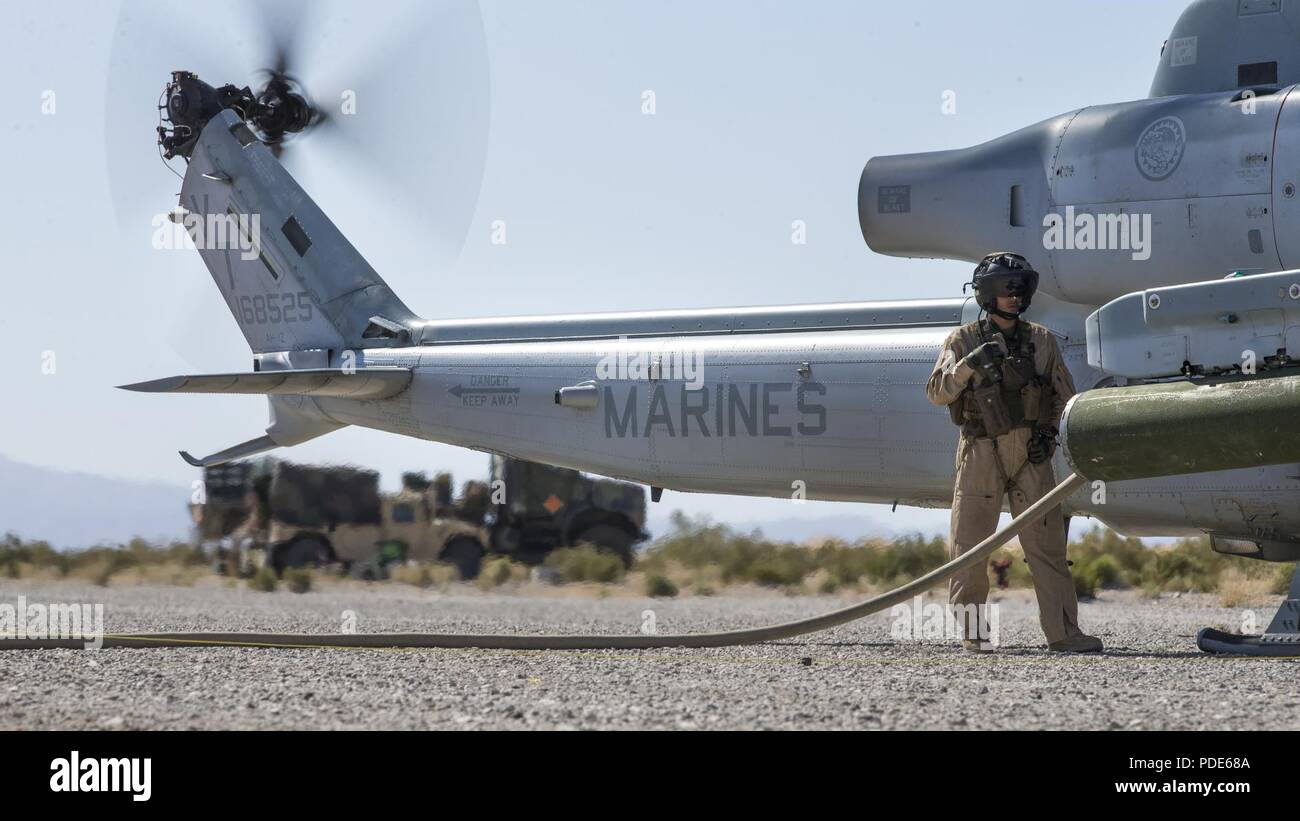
[1135,116,1186,181]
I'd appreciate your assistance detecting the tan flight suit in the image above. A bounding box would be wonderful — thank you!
[925,319,1083,645]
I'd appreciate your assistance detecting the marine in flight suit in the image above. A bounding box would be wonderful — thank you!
[925,252,1103,653]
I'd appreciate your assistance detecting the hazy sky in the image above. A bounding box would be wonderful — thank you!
[0,0,1191,537]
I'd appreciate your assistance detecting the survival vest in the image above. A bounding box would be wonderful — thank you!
[948,320,1056,438]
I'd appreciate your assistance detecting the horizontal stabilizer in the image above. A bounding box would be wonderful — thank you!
[119,368,411,400]
[180,435,280,468]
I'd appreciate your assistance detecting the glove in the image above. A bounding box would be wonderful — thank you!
[963,341,1006,373]
[1027,425,1057,464]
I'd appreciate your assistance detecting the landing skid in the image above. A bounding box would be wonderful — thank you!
[1198,565,1300,656]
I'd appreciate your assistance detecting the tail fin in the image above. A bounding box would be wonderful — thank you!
[176,110,417,354]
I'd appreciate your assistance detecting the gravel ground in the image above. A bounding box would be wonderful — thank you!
[0,578,1296,730]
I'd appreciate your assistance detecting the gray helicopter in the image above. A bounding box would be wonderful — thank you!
[130,0,1300,654]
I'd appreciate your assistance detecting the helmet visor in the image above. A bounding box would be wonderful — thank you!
[982,270,1037,297]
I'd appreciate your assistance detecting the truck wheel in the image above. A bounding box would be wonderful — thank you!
[574,524,635,568]
[349,558,385,582]
[491,525,521,555]
[273,534,332,574]
[441,536,484,581]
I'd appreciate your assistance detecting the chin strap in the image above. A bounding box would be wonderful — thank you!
[987,305,1025,321]
[978,307,1023,330]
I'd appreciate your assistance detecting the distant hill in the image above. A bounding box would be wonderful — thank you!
[0,454,192,548]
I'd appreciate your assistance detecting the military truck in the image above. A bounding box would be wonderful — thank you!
[191,456,648,576]
[191,459,488,579]
[484,455,648,566]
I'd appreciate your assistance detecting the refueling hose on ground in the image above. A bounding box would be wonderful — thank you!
[1,474,1085,651]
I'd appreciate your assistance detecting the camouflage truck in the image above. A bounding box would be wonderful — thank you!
[485,456,648,566]
[192,459,488,579]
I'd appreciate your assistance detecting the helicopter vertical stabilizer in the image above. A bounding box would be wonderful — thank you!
[175,109,417,355]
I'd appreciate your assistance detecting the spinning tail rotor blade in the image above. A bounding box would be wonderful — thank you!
[103,0,491,370]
